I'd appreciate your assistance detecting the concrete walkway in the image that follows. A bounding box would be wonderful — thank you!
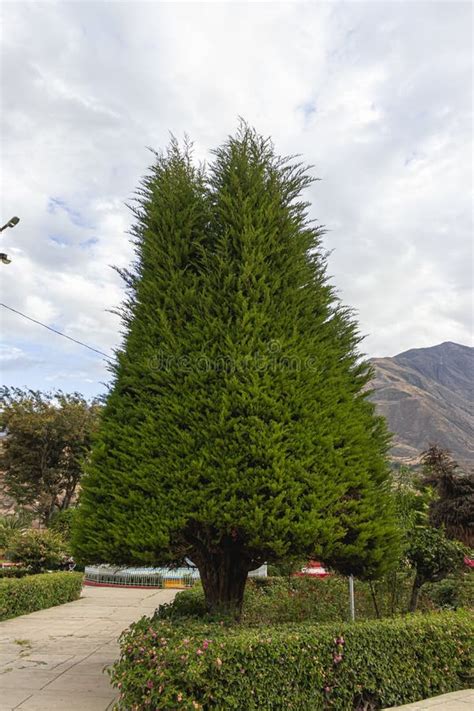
[1,587,471,711]
[386,690,474,709]
[0,584,176,710]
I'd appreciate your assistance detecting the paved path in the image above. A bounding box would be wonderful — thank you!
[386,690,474,709]
[1,587,471,711]
[0,585,176,710]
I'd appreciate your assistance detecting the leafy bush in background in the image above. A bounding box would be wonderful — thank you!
[7,528,69,572]
[406,525,467,611]
[157,575,440,626]
[424,572,474,610]
[0,567,31,579]
[0,512,32,553]
[111,610,473,710]
[0,571,83,620]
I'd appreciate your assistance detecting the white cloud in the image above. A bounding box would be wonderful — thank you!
[0,0,472,395]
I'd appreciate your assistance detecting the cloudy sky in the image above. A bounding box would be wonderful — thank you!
[1,0,472,398]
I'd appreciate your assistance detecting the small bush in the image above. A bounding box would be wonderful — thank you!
[111,610,473,710]
[7,528,69,572]
[424,572,474,610]
[0,566,31,579]
[0,512,32,552]
[0,571,83,620]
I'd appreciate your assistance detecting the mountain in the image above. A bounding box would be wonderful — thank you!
[370,342,473,468]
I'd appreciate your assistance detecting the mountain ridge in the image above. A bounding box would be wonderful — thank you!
[370,341,473,468]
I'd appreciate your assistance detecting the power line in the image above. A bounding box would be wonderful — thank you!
[1,302,113,360]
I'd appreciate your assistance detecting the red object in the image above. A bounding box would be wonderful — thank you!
[293,560,331,578]
[464,556,474,568]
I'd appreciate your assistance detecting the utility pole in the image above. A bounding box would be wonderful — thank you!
[349,574,355,621]
[0,216,20,264]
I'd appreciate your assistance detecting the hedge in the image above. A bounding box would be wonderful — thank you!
[156,576,439,626]
[0,566,31,579]
[111,611,473,710]
[0,572,84,620]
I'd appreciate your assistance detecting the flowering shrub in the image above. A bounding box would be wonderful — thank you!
[111,610,473,710]
[7,528,69,572]
[0,572,83,620]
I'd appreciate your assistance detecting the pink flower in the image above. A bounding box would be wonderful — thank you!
[333,654,343,664]
[146,680,154,689]
[196,648,203,655]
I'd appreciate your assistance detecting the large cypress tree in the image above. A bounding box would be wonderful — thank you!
[73,125,399,616]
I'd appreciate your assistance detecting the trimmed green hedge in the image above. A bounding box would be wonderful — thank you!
[111,611,473,710]
[0,572,83,620]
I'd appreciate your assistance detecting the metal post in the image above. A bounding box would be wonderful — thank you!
[349,574,355,621]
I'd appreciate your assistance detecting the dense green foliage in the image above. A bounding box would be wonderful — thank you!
[0,567,31,579]
[0,388,100,524]
[73,125,399,615]
[406,526,467,611]
[155,571,474,626]
[0,572,83,620]
[7,528,70,572]
[49,507,77,541]
[0,512,32,551]
[392,466,468,611]
[424,573,474,610]
[111,610,473,710]
[156,576,435,625]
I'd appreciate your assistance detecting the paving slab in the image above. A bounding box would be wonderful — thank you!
[0,691,33,709]
[0,584,176,710]
[386,690,474,709]
[13,691,117,711]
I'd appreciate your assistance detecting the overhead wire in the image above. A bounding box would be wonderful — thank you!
[0,302,113,361]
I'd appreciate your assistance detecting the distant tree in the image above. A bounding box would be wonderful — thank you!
[73,125,400,617]
[0,388,100,525]
[421,445,474,546]
[406,525,466,612]
[392,470,466,612]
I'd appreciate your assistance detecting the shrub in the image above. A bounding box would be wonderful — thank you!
[7,528,69,572]
[0,566,31,579]
[424,572,474,610]
[111,610,473,710]
[156,576,436,626]
[49,508,77,541]
[0,512,32,552]
[0,571,83,620]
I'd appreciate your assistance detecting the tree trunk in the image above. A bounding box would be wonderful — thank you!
[369,581,380,619]
[196,549,249,620]
[409,574,423,613]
